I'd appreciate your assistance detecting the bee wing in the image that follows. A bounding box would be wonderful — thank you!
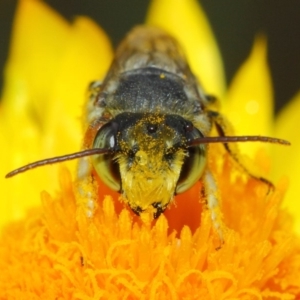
[107,26,194,81]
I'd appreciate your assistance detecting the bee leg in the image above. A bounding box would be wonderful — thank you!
[209,111,274,192]
[76,156,98,218]
[204,94,217,104]
[203,169,224,246]
[88,80,102,91]
[202,94,220,111]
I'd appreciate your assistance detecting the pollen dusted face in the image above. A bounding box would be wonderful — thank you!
[91,111,208,219]
[116,114,186,218]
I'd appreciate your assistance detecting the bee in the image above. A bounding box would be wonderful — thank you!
[6,26,289,225]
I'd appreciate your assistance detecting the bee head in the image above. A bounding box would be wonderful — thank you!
[92,112,207,218]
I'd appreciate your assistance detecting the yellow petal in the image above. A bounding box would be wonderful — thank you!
[146,0,225,100]
[272,91,300,235]
[43,16,113,156]
[2,0,70,115]
[0,0,112,228]
[223,36,274,158]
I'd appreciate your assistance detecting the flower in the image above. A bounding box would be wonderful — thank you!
[0,0,113,227]
[1,0,300,298]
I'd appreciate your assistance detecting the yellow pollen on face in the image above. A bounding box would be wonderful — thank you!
[135,150,148,166]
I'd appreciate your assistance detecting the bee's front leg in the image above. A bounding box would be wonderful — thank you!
[209,110,274,192]
[76,156,98,218]
[202,169,224,246]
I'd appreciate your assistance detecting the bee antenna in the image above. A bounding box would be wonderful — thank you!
[188,135,291,147]
[5,148,110,178]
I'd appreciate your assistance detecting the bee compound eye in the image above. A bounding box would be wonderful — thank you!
[176,145,207,194]
[92,122,121,192]
[176,127,206,194]
[93,122,118,149]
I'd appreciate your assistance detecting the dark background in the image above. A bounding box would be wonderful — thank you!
[0,0,299,113]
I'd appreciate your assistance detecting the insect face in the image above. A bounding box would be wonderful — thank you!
[92,112,207,218]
